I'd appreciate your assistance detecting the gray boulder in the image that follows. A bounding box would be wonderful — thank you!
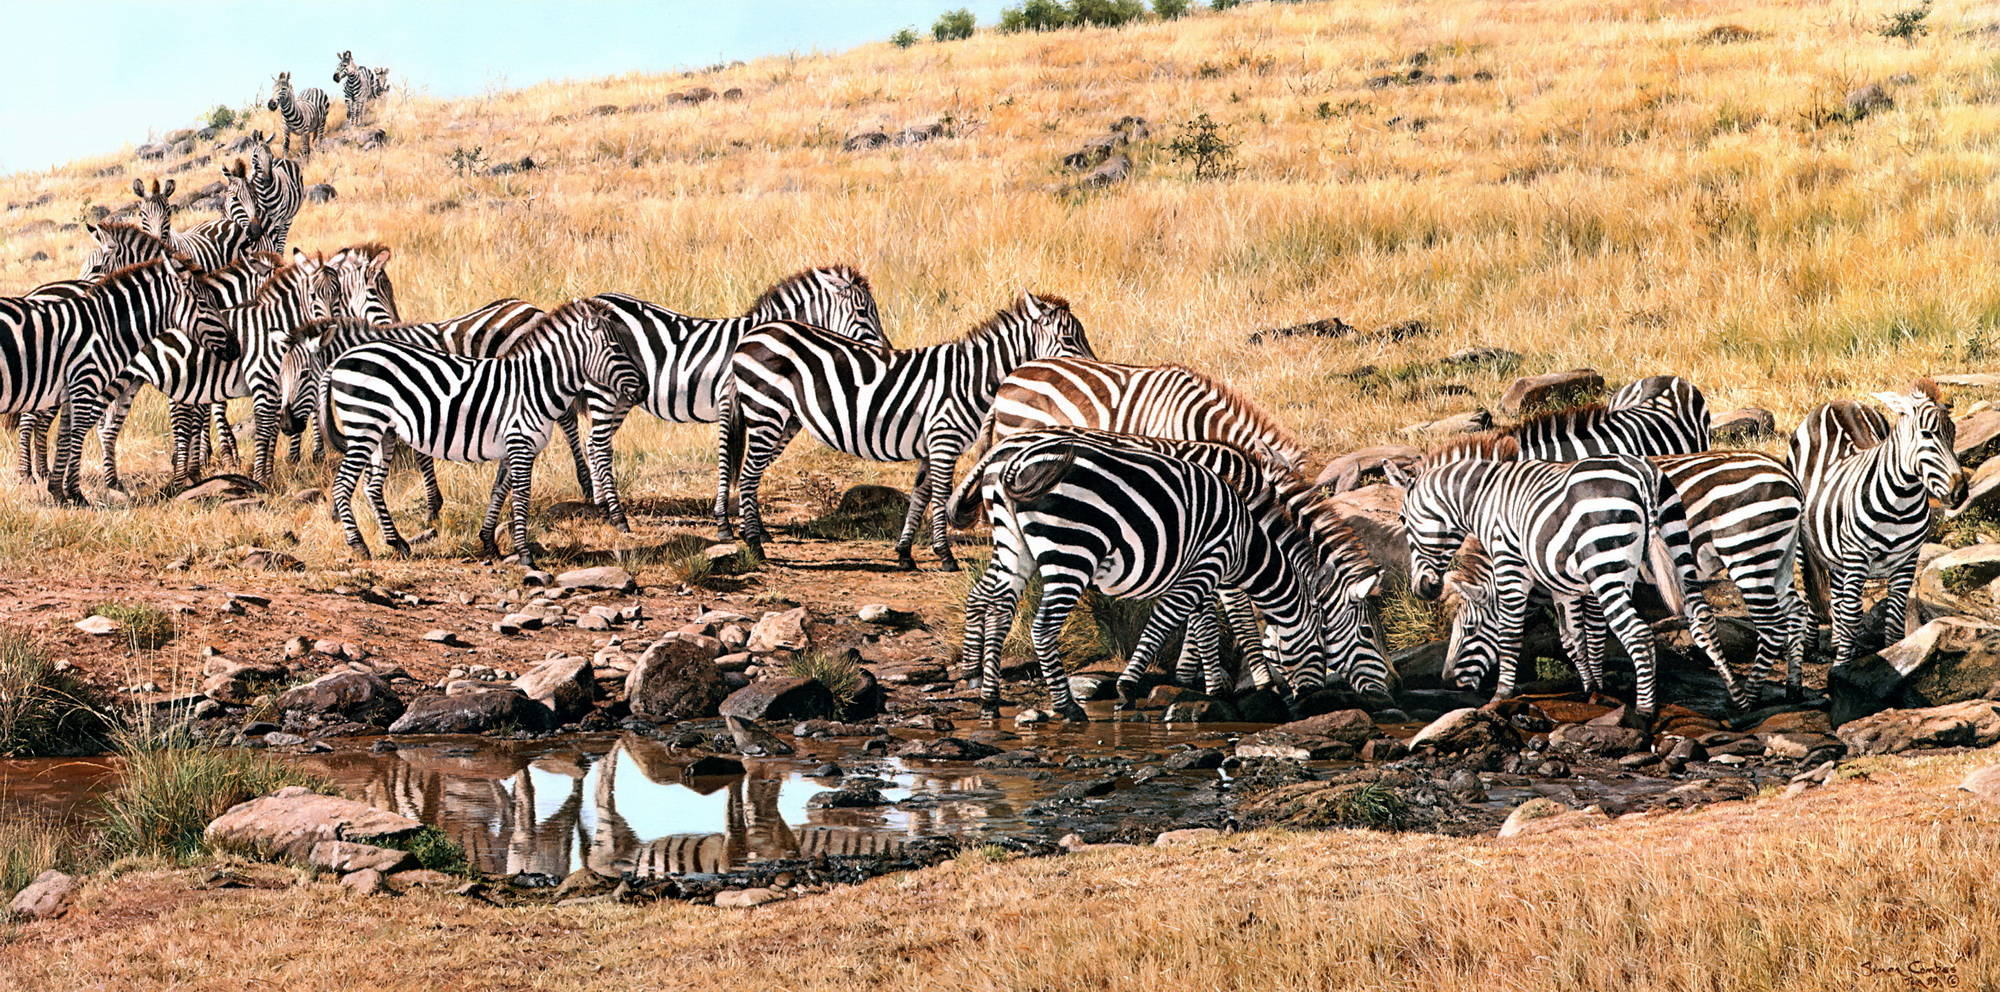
[1835,700,2000,754]
[719,677,836,722]
[276,670,404,727]
[204,787,421,862]
[512,656,596,722]
[625,633,728,722]
[387,688,555,735]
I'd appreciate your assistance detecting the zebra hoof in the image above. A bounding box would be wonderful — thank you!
[1056,704,1089,724]
[935,556,960,573]
[979,705,1001,720]
[612,518,632,534]
[894,552,917,572]
[1113,681,1140,709]
[386,541,412,559]
[346,542,373,560]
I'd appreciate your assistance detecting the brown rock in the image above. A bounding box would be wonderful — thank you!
[275,670,404,727]
[1955,409,2000,467]
[1314,445,1422,493]
[555,566,635,592]
[719,677,836,722]
[1408,707,1521,752]
[512,656,597,722]
[1959,764,2000,805]
[387,689,555,735]
[1710,407,1777,440]
[1835,700,2000,755]
[7,870,79,920]
[1498,369,1604,418]
[1751,710,1833,736]
[339,868,393,896]
[746,607,811,654]
[714,887,781,909]
[1324,483,1408,586]
[625,634,728,722]
[308,840,415,874]
[204,787,421,862]
[1548,723,1648,756]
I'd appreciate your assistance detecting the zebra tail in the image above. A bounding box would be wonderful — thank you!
[1000,440,1078,503]
[318,372,347,456]
[946,440,1009,530]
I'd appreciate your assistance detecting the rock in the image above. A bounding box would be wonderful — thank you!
[1955,409,2000,467]
[1055,775,1121,800]
[1163,748,1225,770]
[1710,407,1777,441]
[304,182,338,202]
[1153,827,1223,847]
[1164,699,1241,723]
[76,613,125,636]
[805,786,888,809]
[1076,153,1130,189]
[1919,548,2000,615]
[1315,445,1422,493]
[683,754,746,778]
[1402,409,1492,437]
[423,629,466,646]
[1837,700,2000,754]
[339,868,392,896]
[1832,617,2000,725]
[1547,723,1648,757]
[1262,709,1378,745]
[842,131,890,151]
[1750,710,1833,736]
[1323,483,1408,586]
[1955,462,2000,518]
[239,548,304,572]
[1234,738,1354,761]
[714,887,782,909]
[7,870,80,920]
[724,715,794,756]
[1844,83,1892,121]
[1498,369,1604,417]
[1015,708,1049,726]
[263,732,307,747]
[1759,732,1842,760]
[1360,738,1408,761]
[178,475,263,502]
[556,566,635,592]
[625,634,728,722]
[387,688,555,735]
[1408,707,1521,752]
[893,736,1001,761]
[857,603,914,625]
[719,677,836,722]
[276,670,404,727]
[746,607,812,654]
[1959,764,2000,805]
[307,840,415,874]
[512,656,596,722]
[204,787,421,862]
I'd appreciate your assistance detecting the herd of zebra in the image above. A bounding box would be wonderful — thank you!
[0,65,1969,724]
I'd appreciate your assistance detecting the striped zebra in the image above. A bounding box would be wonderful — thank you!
[96,251,336,489]
[8,279,98,481]
[987,357,1314,478]
[581,266,887,530]
[266,72,329,157]
[1503,374,1712,460]
[321,300,644,566]
[1443,450,1811,700]
[333,51,386,124]
[1385,451,1748,715]
[1789,384,1965,667]
[716,293,1092,570]
[86,215,262,279]
[2,258,242,504]
[323,243,399,324]
[949,427,1388,717]
[222,140,306,253]
[949,430,1269,721]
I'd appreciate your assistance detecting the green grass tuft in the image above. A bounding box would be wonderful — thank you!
[786,651,863,708]
[0,633,105,757]
[83,602,176,653]
[93,722,326,862]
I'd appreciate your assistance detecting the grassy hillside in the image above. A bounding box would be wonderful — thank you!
[2,0,1998,570]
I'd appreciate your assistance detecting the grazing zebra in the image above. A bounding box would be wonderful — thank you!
[96,251,336,488]
[333,51,386,123]
[1443,450,1811,700]
[1789,384,1965,667]
[1,259,242,504]
[1504,374,1712,460]
[950,431,1268,721]
[323,243,399,324]
[716,293,1092,570]
[322,300,644,566]
[948,427,1388,716]
[581,266,887,530]
[987,357,1314,479]
[1386,452,1749,715]
[266,72,330,157]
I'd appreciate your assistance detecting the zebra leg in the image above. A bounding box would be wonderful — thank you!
[1186,603,1229,699]
[506,437,538,568]
[585,398,633,532]
[1218,589,1284,695]
[1486,559,1533,700]
[1553,596,1599,694]
[923,433,970,571]
[95,388,138,493]
[331,447,374,558]
[1028,570,1090,722]
[49,393,110,505]
[476,456,512,560]
[556,408,596,508]
[366,457,410,557]
[1593,583,1660,719]
[212,403,240,467]
[1740,579,1792,689]
[1828,552,1870,668]
[31,412,52,480]
[961,556,1026,718]
[285,430,302,464]
[1880,554,1921,646]
[892,459,932,571]
[1785,599,1812,700]
[418,454,444,525]
[730,416,794,559]
[1115,573,1223,707]
[251,394,282,486]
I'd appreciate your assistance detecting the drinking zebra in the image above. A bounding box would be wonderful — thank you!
[581,266,887,530]
[266,72,329,157]
[1788,384,1965,666]
[321,300,644,566]
[1442,450,1810,701]
[1,258,243,504]
[949,427,1388,716]
[715,292,1093,570]
[96,251,337,489]
[1503,374,1712,460]
[987,357,1313,479]
[333,51,386,124]
[1386,452,1748,715]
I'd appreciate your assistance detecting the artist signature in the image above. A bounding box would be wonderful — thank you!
[1856,959,1962,989]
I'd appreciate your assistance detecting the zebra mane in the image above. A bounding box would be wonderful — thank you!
[962,293,1070,344]
[1420,432,1520,469]
[751,265,868,313]
[1168,364,1312,476]
[1913,376,1945,407]
[89,257,178,291]
[490,298,608,358]
[1506,401,1609,435]
[89,220,182,258]
[1275,476,1378,574]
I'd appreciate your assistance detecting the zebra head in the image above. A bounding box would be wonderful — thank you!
[334,51,354,84]
[289,249,339,322]
[1012,292,1096,361]
[325,243,397,324]
[166,259,242,364]
[373,68,391,93]
[557,299,648,403]
[1383,459,1472,601]
[276,337,317,436]
[808,266,886,345]
[220,159,259,229]
[1874,385,1967,507]
[1316,568,1389,696]
[246,131,276,179]
[1440,543,1500,691]
[130,178,175,241]
[80,221,171,279]
[268,72,293,112]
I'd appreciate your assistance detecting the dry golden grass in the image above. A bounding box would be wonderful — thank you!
[5,0,2000,576]
[2,749,1996,992]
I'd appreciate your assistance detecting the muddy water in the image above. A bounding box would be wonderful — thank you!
[0,712,1277,880]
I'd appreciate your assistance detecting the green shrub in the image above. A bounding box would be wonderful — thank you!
[84,602,176,653]
[1880,0,1930,43]
[1166,111,1237,180]
[934,8,977,40]
[94,726,325,861]
[891,27,920,48]
[1072,0,1145,26]
[786,651,863,708]
[0,634,104,757]
[1210,0,1242,9]
[1000,0,1073,32]
[1153,0,1190,18]
[205,105,239,130]
[383,826,472,876]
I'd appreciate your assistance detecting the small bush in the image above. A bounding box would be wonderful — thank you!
[205,105,239,130]
[1381,587,1448,651]
[383,826,472,876]
[1072,0,1146,26]
[787,651,862,708]
[1153,0,1190,18]
[891,27,919,48]
[0,634,104,757]
[1166,111,1237,180]
[84,602,176,653]
[1881,1,1931,42]
[934,8,977,40]
[1000,0,1073,32]
[94,726,325,861]
[1210,0,1242,9]
[446,145,488,177]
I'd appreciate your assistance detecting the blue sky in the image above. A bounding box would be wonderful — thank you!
[0,0,1010,174]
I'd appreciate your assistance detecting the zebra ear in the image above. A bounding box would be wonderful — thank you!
[819,268,853,291]
[1872,391,1917,418]
[162,179,175,198]
[1343,573,1380,602]
[367,246,392,275]
[131,178,145,198]
[1018,292,1044,321]
[1382,460,1415,490]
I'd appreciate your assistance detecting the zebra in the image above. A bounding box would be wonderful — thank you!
[948,430,1272,721]
[321,299,645,567]
[581,266,887,531]
[1789,383,1965,667]
[1503,374,1712,460]
[267,72,330,157]
[223,140,306,253]
[333,51,386,124]
[716,292,1092,570]
[85,215,262,279]
[1442,450,1812,700]
[1385,451,1749,715]
[948,427,1388,716]
[1,258,242,504]
[96,251,337,489]
[323,243,399,325]
[987,357,1314,479]
[8,279,97,481]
